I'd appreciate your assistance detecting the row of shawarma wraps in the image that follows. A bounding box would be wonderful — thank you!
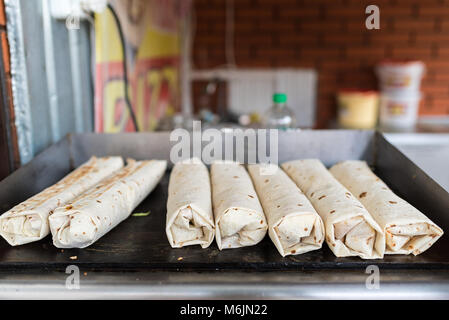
[0,157,167,248]
[166,158,443,258]
[1,155,443,257]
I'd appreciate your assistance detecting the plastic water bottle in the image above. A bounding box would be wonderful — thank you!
[263,93,296,129]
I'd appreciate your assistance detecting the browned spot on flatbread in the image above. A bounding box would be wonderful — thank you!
[359,192,367,198]
[65,205,73,210]
[330,210,335,214]
[318,195,326,200]
[248,195,254,198]
[291,250,296,254]
[389,201,397,204]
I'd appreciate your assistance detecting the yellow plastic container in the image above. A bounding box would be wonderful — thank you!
[337,90,379,129]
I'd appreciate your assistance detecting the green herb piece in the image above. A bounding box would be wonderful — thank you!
[132,211,151,217]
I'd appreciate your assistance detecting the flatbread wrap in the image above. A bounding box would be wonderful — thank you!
[282,159,385,259]
[0,156,124,246]
[211,161,267,250]
[330,160,443,255]
[248,163,324,257]
[49,159,166,248]
[166,158,215,248]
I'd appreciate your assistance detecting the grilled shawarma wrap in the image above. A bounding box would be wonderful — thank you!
[166,158,215,248]
[282,159,385,259]
[248,163,324,257]
[330,160,443,255]
[211,161,267,250]
[50,159,166,248]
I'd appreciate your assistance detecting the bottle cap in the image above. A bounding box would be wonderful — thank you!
[273,93,287,103]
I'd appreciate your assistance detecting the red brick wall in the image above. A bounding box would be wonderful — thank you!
[193,0,449,128]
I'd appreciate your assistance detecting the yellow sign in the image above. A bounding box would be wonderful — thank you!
[94,0,182,132]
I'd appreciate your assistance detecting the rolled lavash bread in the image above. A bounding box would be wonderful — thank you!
[282,159,385,259]
[49,159,166,248]
[166,158,215,248]
[0,156,124,246]
[330,160,443,255]
[211,161,267,250]
[248,163,324,256]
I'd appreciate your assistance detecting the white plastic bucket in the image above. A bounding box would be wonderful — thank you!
[376,60,425,91]
[379,90,421,129]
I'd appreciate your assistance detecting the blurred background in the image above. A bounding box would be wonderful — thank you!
[1,0,449,183]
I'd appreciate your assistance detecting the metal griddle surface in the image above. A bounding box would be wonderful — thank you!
[0,171,448,272]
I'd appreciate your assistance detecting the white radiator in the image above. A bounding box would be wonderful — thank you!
[191,68,317,128]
